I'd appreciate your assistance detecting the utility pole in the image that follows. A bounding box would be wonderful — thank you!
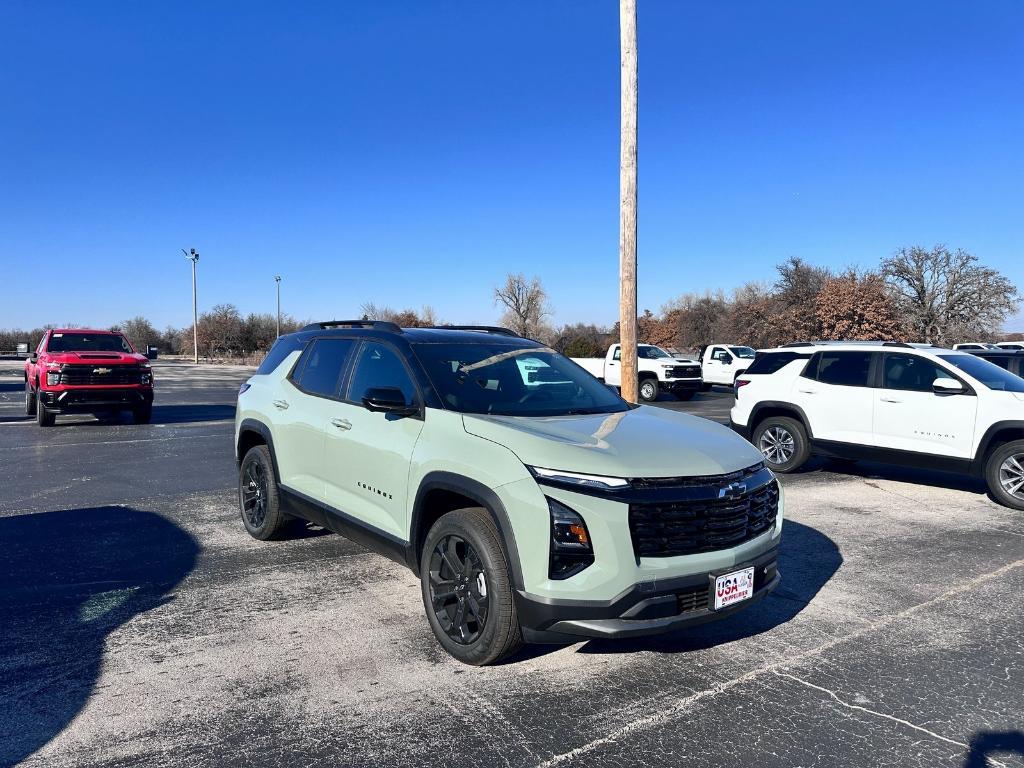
[183,248,200,363]
[274,275,282,338]
[619,0,639,402]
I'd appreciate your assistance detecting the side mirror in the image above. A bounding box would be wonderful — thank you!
[933,377,964,395]
[362,386,417,415]
[721,354,733,364]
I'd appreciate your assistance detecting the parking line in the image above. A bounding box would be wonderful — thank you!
[0,433,229,451]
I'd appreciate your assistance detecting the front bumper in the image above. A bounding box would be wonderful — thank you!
[664,378,702,392]
[517,547,778,642]
[39,387,153,412]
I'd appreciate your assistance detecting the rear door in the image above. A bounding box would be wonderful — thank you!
[273,337,356,500]
[872,352,977,458]
[790,350,875,445]
[322,340,425,541]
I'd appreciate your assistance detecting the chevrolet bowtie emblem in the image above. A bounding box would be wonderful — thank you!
[718,481,747,500]
[93,368,112,374]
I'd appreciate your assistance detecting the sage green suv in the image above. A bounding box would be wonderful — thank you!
[234,321,783,665]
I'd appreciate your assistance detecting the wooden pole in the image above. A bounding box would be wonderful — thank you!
[619,0,639,402]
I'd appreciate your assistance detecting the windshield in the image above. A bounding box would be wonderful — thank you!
[729,346,756,359]
[412,342,629,416]
[938,354,1024,393]
[638,345,672,360]
[47,333,132,353]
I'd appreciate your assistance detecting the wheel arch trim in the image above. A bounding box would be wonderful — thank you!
[237,418,281,483]
[973,420,1024,475]
[749,401,815,439]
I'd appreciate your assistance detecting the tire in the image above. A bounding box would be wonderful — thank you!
[25,380,37,416]
[752,416,809,473]
[700,382,713,392]
[133,404,153,424]
[238,444,289,540]
[638,378,659,402]
[676,390,696,401]
[36,392,55,427]
[420,507,522,666]
[985,440,1024,511]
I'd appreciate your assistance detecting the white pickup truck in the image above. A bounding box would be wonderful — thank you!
[572,344,703,402]
[698,344,757,388]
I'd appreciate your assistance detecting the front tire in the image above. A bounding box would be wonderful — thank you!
[638,378,659,402]
[420,507,522,666]
[36,393,55,427]
[753,416,809,473]
[985,440,1024,510]
[238,445,288,540]
[25,381,37,416]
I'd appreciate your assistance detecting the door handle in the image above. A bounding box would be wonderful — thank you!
[272,399,289,410]
[330,418,352,431]
[797,388,817,394]
[880,397,902,403]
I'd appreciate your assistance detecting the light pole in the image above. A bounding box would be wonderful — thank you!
[183,248,200,363]
[274,275,282,338]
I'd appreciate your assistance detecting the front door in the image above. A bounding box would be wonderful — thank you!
[705,346,731,384]
[872,352,977,458]
[322,340,425,541]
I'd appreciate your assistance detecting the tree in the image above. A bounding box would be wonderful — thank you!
[882,245,1020,344]
[815,271,908,341]
[552,323,608,358]
[493,273,551,338]
[194,304,243,358]
[663,292,729,349]
[773,257,833,341]
[360,303,440,328]
[117,316,161,353]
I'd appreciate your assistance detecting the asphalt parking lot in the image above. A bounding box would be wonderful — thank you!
[1,361,1022,768]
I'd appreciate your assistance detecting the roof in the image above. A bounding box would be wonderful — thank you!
[50,328,121,335]
[289,322,540,346]
[765,340,963,355]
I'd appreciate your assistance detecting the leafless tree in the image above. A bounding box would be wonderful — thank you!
[881,245,1020,344]
[493,273,551,338]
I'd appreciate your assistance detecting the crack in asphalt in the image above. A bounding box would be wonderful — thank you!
[534,556,1024,767]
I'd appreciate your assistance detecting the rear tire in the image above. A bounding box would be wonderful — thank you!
[638,378,659,402]
[238,445,288,540]
[420,507,522,666]
[752,416,809,473]
[25,381,37,416]
[985,440,1024,511]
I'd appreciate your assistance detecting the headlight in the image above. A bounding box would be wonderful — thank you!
[529,466,628,489]
[238,383,251,395]
[46,372,60,385]
[547,497,594,580]
[140,373,152,385]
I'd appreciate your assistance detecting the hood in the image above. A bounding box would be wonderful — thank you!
[44,351,147,365]
[672,357,700,365]
[463,406,764,478]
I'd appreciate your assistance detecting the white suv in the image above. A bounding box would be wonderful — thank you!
[730,341,1024,509]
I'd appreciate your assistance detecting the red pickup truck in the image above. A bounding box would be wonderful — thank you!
[24,329,155,426]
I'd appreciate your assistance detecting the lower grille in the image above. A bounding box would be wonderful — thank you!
[60,364,144,385]
[669,365,700,378]
[677,586,710,614]
[629,480,779,558]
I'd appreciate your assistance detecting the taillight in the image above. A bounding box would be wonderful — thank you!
[735,379,751,390]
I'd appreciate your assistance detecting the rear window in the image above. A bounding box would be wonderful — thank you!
[806,351,873,387]
[744,351,811,376]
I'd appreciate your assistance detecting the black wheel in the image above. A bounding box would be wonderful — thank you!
[36,392,55,427]
[752,416,809,473]
[133,404,152,424]
[25,380,37,416]
[985,440,1024,511]
[638,378,659,402]
[676,390,696,401]
[238,445,288,540]
[421,507,522,666]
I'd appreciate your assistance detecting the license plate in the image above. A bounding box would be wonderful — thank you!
[713,567,755,610]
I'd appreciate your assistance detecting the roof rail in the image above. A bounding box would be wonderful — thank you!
[881,341,913,348]
[427,325,521,337]
[301,320,402,333]
[781,342,815,348]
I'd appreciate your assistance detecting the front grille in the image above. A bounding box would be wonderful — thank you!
[677,586,710,614]
[629,479,779,558]
[59,364,144,386]
[669,365,700,378]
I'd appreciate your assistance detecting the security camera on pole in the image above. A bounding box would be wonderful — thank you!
[275,275,282,338]
[182,248,200,364]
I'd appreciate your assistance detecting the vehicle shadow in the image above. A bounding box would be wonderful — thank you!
[807,457,989,497]
[0,507,199,766]
[150,403,236,424]
[963,731,1024,767]
[504,520,840,664]
[0,378,23,393]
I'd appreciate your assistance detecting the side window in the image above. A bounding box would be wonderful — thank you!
[612,347,621,361]
[711,347,728,361]
[258,336,305,375]
[347,342,417,405]
[882,354,952,392]
[744,352,811,376]
[814,351,873,387]
[291,338,355,398]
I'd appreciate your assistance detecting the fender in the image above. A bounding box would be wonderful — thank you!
[237,418,280,482]
[749,400,815,439]
[410,471,525,590]
[972,420,1024,476]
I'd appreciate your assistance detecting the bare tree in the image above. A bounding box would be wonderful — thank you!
[493,273,551,338]
[882,245,1020,344]
[360,303,439,327]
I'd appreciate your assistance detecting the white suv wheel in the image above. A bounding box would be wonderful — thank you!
[759,426,795,465]
[998,452,1024,500]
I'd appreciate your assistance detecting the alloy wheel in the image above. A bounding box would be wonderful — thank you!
[241,459,268,528]
[428,534,489,645]
[999,452,1024,500]
[759,426,796,466]
[640,381,656,400]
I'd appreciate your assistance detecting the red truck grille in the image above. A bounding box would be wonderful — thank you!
[59,364,146,385]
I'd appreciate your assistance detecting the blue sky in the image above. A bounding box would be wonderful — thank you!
[1,1,1022,331]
